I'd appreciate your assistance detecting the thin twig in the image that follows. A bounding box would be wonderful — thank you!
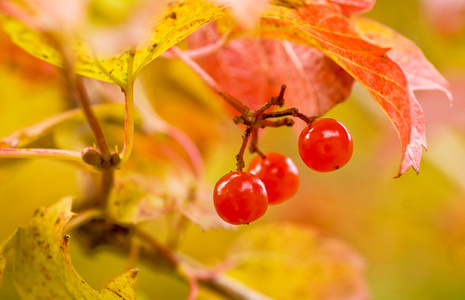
[262,107,314,124]
[0,148,82,162]
[73,76,112,161]
[63,208,104,233]
[255,85,287,117]
[250,129,266,158]
[119,52,136,167]
[76,220,272,300]
[54,37,112,162]
[161,29,231,59]
[236,127,251,171]
[169,46,250,115]
[132,79,204,178]
[263,118,294,127]
[134,228,179,268]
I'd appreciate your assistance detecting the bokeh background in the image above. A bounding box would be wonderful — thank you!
[1,0,465,299]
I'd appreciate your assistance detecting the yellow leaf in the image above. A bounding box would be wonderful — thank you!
[0,1,228,87]
[0,254,5,287]
[0,198,138,299]
[227,222,369,299]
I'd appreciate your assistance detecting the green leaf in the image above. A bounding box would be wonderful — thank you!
[0,198,138,299]
[227,222,369,299]
[0,1,228,87]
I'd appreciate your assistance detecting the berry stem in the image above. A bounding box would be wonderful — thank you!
[263,118,294,127]
[0,148,82,162]
[262,107,314,124]
[236,127,251,171]
[254,85,287,118]
[169,46,250,115]
[250,129,266,159]
[275,84,287,106]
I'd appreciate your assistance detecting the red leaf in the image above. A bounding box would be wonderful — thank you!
[329,0,375,14]
[352,17,452,175]
[187,23,354,116]
[259,3,450,175]
[352,17,452,98]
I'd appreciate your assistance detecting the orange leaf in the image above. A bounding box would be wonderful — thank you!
[352,17,452,98]
[328,0,375,14]
[259,2,450,175]
[352,16,452,175]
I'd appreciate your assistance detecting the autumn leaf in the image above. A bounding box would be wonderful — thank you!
[255,2,450,175]
[227,222,370,299]
[329,0,375,14]
[176,186,234,230]
[106,173,172,224]
[0,0,229,87]
[0,198,138,299]
[213,0,271,28]
[188,22,354,115]
[186,0,449,175]
[106,171,229,230]
[0,254,5,287]
[352,16,452,98]
[352,16,452,175]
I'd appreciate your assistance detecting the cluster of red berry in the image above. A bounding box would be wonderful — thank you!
[213,118,353,225]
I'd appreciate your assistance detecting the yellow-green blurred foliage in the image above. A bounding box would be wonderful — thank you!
[1,0,465,299]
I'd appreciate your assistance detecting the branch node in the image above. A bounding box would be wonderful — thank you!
[81,147,103,166]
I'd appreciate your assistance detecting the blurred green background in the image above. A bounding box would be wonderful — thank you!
[1,0,465,299]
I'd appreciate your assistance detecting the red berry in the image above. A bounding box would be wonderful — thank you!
[247,153,299,205]
[298,118,353,172]
[213,171,268,225]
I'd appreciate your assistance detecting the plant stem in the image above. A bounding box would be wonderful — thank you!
[76,220,272,300]
[119,53,136,167]
[98,170,114,206]
[133,80,204,178]
[250,129,266,158]
[199,275,272,300]
[236,127,251,171]
[262,107,314,124]
[74,76,112,161]
[0,148,82,162]
[54,36,112,162]
[134,228,179,268]
[169,46,250,115]
[132,229,272,300]
[161,29,231,59]
[63,208,103,233]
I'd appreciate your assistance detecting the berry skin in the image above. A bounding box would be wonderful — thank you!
[298,118,353,172]
[247,153,299,205]
[213,171,268,225]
